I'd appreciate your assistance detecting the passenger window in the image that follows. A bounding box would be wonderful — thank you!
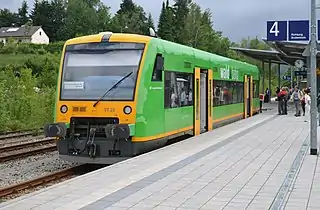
[164,71,193,108]
[152,54,164,81]
[213,80,244,106]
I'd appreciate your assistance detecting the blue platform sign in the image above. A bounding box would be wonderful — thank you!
[267,21,288,41]
[283,76,291,81]
[288,20,309,41]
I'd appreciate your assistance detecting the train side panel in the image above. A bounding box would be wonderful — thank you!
[132,38,196,154]
[212,104,244,126]
[162,40,195,135]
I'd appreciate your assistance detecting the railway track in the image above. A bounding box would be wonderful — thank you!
[0,164,105,199]
[0,128,43,141]
[0,138,56,163]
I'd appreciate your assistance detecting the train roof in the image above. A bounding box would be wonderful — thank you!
[152,37,259,75]
[65,33,259,75]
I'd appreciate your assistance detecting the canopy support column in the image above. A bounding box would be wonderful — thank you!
[262,61,265,93]
[278,63,281,88]
[268,60,272,103]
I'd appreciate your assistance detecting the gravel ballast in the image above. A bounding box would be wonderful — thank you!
[0,151,78,188]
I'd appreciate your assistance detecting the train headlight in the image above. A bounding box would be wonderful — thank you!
[60,105,68,114]
[123,106,132,115]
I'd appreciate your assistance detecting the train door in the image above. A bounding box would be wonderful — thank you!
[244,75,253,118]
[200,70,208,133]
[249,76,253,116]
[207,69,213,131]
[194,67,201,135]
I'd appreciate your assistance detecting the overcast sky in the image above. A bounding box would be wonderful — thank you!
[0,0,314,42]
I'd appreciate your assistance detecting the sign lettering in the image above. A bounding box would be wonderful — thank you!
[220,66,230,79]
[220,66,239,80]
[231,69,239,80]
[288,20,309,41]
[267,21,288,41]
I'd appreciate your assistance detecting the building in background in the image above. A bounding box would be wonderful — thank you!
[0,26,49,45]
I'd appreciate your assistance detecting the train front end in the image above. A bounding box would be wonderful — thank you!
[44,32,149,164]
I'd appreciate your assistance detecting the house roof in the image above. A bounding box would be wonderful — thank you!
[0,26,42,38]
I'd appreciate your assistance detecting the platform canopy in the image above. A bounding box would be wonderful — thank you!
[230,40,320,67]
[230,47,287,65]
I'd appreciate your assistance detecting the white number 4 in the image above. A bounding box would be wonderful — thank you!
[270,21,280,36]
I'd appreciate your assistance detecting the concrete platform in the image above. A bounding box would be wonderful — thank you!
[1,106,319,210]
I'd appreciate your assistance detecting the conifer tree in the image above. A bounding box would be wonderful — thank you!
[157,1,167,38]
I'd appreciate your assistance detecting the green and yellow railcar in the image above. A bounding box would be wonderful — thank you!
[44,32,260,164]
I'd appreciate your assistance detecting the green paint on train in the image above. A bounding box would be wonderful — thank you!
[134,37,260,139]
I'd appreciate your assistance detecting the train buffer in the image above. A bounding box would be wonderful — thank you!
[1,104,319,210]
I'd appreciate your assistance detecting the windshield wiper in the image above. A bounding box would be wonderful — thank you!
[93,72,133,107]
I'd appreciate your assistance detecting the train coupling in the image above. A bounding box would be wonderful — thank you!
[44,123,67,138]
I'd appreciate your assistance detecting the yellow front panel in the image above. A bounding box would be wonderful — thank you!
[194,68,201,135]
[109,33,151,43]
[56,101,136,124]
[207,69,213,131]
[250,76,253,117]
[56,33,151,125]
[65,34,102,45]
[244,75,248,119]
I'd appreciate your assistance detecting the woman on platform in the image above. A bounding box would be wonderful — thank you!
[304,89,311,122]
[301,89,306,116]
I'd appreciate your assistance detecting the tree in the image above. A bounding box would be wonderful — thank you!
[64,0,111,39]
[17,0,29,26]
[184,3,204,48]
[172,0,191,44]
[30,0,52,38]
[165,1,175,41]
[157,0,174,41]
[0,9,18,27]
[117,0,135,15]
[146,13,155,32]
[49,0,68,41]
[94,2,112,33]
[112,1,150,35]
[157,2,167,38]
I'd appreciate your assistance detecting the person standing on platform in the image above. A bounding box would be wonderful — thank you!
[291,86,303,117]
[282,87,288,115]
[277,87,283,115]
[276,87,281,114]
[304,89,311,122]
[301,89,306,116]
[264,88,270,103]
[259,93,264,113]
[277,87,287,115]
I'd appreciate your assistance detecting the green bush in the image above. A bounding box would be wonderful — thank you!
[0,66,56,132]
[0,41,64,132]
[0,42,65,55]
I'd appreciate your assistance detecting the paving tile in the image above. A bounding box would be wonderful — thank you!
[153,205,176,210]
[200,201,227,209]
[103,207,127,210]
[224,201,249,209]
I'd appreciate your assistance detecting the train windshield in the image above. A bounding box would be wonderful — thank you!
[60,42,145,101]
